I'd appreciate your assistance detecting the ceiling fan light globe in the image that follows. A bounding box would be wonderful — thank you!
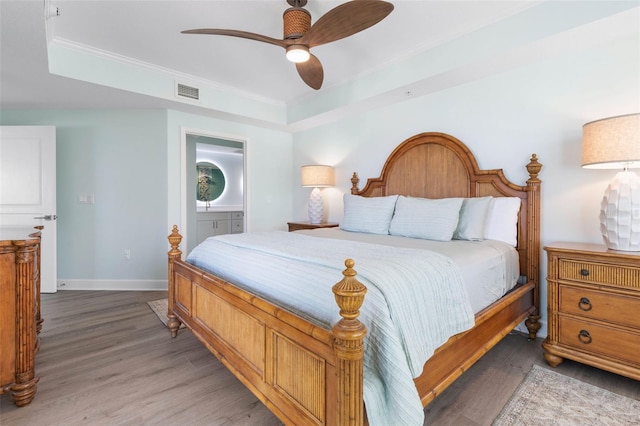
[286,45,310,63]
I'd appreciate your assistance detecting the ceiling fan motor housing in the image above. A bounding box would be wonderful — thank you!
[283,7,311,40]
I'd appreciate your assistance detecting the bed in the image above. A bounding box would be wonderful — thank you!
[166,131,542,425]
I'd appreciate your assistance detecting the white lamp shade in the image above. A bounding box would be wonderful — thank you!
[582,113,640,169]
[301,165,335,187]
[582,113,640,251]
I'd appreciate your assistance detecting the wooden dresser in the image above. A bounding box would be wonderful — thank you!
[0,227,42,406]
[543,242,640,380]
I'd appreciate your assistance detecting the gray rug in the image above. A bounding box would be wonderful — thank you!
[493,365,640,425]
[147,298,185,329]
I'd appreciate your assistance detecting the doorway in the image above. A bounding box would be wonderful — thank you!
[180,128,246,253]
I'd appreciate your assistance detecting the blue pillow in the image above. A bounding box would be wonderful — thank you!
[340,194,399,234]
[389,196,463,241]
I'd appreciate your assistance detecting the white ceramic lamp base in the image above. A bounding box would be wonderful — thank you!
[307,187,324,224]
[600,170,640,251]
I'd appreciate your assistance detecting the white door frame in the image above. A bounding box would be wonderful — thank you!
[179,127,248,252]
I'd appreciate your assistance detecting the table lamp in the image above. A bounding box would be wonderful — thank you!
[582,113,640,251]
[301,165,335,224]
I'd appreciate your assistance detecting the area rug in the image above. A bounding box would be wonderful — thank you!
[147,298,184,329]
[493,365,640,425]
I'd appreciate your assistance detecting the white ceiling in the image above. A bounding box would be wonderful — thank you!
[1,0,541,114]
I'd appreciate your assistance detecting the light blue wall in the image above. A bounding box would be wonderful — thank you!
[291,33,640,330]
[1,3,637,332]
[0,108,293,286]
[1,109,168,281]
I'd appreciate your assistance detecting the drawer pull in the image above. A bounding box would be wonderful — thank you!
[578,297,592,311]
[580,268,590,276]
[578,329,592,344]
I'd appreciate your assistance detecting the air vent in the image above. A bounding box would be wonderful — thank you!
[176,83,200,101]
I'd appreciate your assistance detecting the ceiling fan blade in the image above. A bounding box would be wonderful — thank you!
[181,29,287,48]
[300,1,394,48]
[296,54,324,90]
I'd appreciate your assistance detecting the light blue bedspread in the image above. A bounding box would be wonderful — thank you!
[186,231,475,426]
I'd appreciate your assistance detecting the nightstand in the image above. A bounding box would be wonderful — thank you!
[543,242,640,380]
[287,221,339,232]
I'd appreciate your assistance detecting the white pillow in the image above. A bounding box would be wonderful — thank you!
[454,196,493,241]
[389,196,463,241]
[484,197,521,246]
[340,194,399,234]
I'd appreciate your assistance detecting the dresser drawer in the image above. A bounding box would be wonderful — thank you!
[559,316,640,365]
[558,259,640,289]
[231,219,243,233]
[559,285,640,329]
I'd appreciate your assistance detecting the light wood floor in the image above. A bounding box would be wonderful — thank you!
[1,291,638,425]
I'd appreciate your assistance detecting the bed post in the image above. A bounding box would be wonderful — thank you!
[350,173,360,194]
[332,259,367,426]
[524,154,542,340]
[167,225,183,338]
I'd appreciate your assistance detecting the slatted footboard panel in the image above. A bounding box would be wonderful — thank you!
[171,262,338,426]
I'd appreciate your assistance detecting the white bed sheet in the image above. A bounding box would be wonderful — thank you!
[295,228,520,314]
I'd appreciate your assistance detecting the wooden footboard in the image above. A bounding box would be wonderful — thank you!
[168,226,367,425]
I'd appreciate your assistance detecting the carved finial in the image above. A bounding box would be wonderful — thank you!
[350,173,359,195]
[332,259,367,321]
[526,154,542,182]
[168,225,182,258]
[332,258,367,425]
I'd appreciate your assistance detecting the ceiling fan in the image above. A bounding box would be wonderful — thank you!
[181,0,394,90]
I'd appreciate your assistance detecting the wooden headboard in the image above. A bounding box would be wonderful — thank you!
[350,132,542,304]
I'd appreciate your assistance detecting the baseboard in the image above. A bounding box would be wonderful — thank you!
[56,279,167,291]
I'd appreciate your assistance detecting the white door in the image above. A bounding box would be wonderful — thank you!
[0,126,57,293]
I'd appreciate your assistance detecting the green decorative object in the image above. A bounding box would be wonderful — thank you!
[197,162,225,207]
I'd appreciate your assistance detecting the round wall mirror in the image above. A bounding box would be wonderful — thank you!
[197,162,226,203]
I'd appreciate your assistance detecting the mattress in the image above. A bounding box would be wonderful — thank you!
[295,227,520,314]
